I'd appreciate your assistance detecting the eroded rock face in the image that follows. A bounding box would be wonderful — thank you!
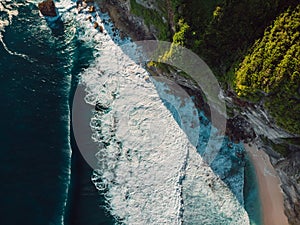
[99,0,155,40]
[226,115,256,143]
[275,149,300,225]
[38,0,57,17]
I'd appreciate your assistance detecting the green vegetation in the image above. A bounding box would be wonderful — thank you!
[260,135,290,157]
[132,0,300,135]
[172,19,189,45]
[199,0,299,76]
[171,0,223,54]
[235,5,300,134]
[160,18,190,62]
[130,0,170,40]
[156,0,297,77]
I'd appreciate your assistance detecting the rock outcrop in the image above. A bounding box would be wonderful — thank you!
[99,0,155,40]
[38,0,57,17]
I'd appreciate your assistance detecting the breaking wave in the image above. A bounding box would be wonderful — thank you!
[70,1,250,224]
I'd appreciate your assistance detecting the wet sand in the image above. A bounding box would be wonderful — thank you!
[245,144,288,225]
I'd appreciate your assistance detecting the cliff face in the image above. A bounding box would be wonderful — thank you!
[97,0,300,224]
[99,0,155,40]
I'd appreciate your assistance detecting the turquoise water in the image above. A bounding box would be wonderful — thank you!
[244,155,263,225]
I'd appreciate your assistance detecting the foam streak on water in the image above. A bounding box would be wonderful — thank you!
[53,2,79,224]
[67,2,251,224]
[0,0,35,61]
[0,1,77,224]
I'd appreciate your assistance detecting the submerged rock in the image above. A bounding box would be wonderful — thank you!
[95,102,109,112]
[38,0,57,17]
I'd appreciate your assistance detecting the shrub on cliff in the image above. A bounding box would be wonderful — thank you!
[193,0,299,76]
[235,5,300,134]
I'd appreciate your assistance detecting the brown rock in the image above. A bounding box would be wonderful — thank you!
[93,22,104,33]
[86,15,92,22]
[89,5,95,13]
[99,25,104,33]
[99,0,155,41]
[38,0,57,17]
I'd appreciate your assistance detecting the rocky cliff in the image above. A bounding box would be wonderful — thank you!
[99,0,155,40]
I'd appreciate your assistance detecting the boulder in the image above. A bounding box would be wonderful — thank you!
[89,5,95,13]
[93,22,99,29]
[86,15,92,22]
[99,25,104,33]
[38,0,57,17]
[93,22,104,33]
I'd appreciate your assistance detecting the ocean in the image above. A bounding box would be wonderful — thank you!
[0,0,109,224]
[0,1,261,224]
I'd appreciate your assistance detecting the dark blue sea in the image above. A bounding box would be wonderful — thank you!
[0,1,262,225]
[0,1,115,224]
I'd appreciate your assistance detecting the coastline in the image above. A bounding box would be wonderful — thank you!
[67,1,296,224]
[95,1,300,223]
[245,143,288,225]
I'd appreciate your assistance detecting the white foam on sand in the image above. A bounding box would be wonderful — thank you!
[66,1,250,224]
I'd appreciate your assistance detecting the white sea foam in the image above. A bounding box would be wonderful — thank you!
[67,1,251,224]
[0,0,35,61]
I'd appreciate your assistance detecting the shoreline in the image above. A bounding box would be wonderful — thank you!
[71,2,294,224]
[245,143,288,225]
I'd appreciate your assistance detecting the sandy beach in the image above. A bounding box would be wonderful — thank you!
[245,144,288,225]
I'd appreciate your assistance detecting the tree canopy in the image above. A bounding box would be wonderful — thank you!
[235,5,300,134]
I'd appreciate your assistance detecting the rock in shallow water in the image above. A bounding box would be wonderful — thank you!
[38,0,57,17]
